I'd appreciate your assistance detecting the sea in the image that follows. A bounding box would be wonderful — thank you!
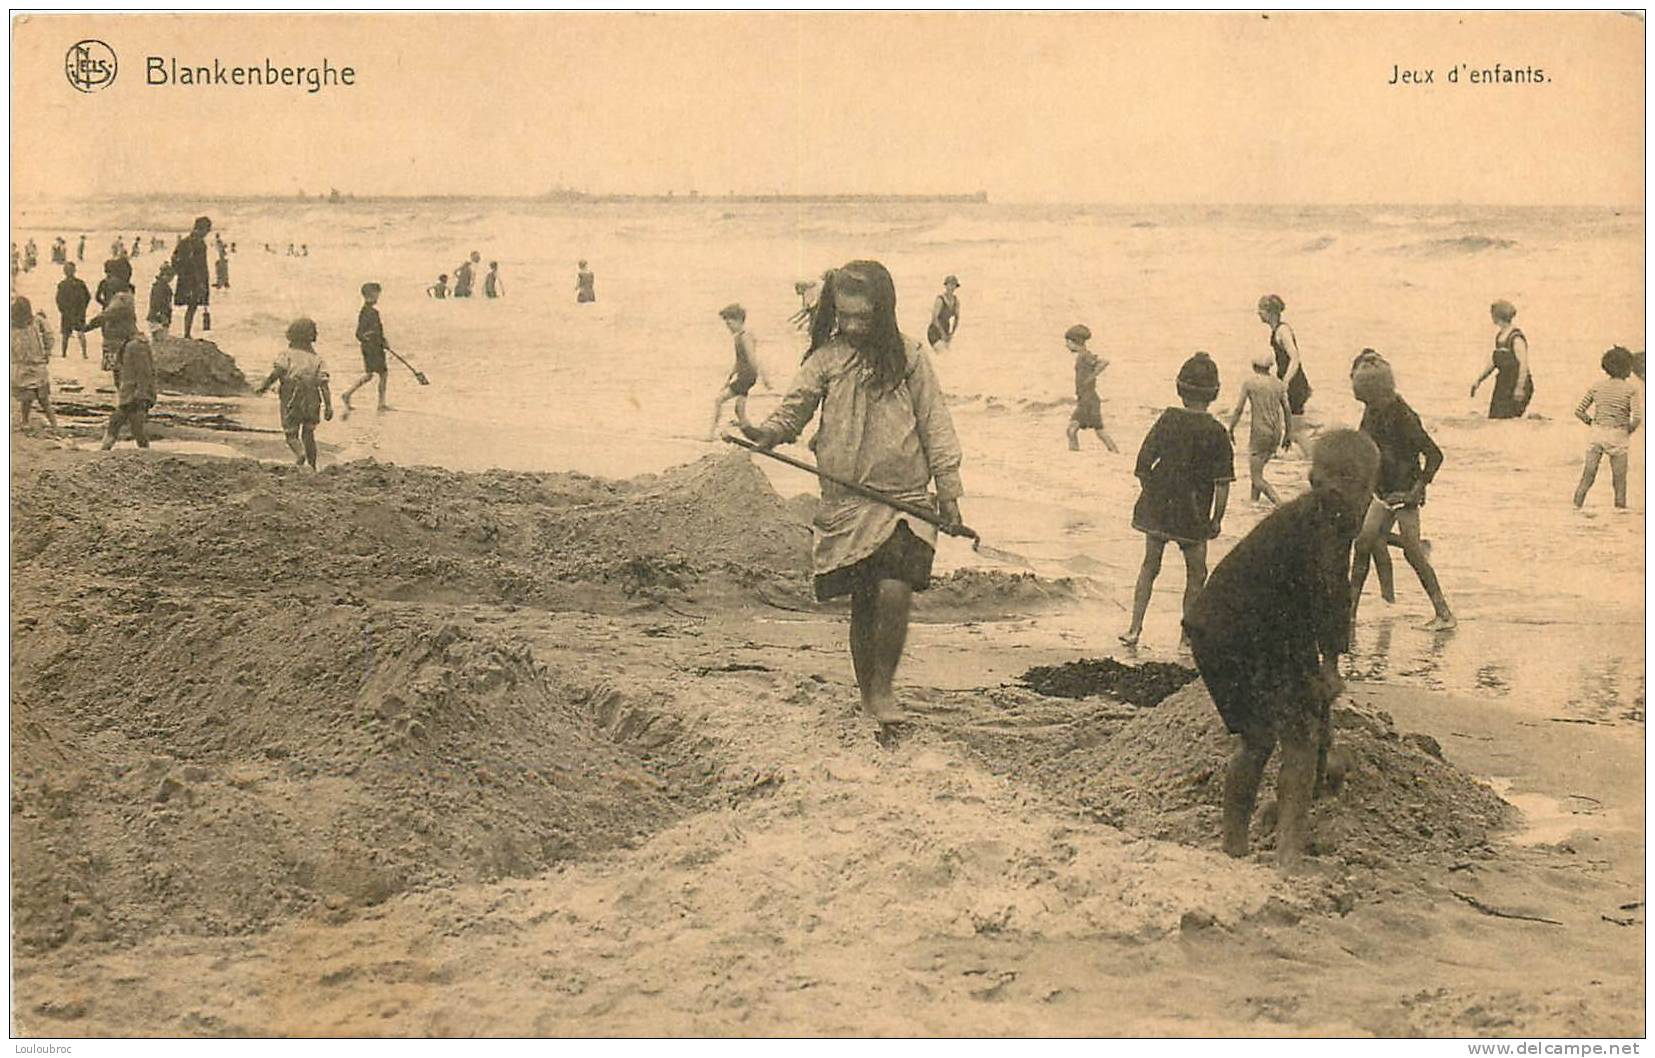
[10,196,1646,722]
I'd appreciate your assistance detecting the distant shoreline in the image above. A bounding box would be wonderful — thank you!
[50,191,993,207]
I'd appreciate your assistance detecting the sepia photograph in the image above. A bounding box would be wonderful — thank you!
[7,10,1646,1039]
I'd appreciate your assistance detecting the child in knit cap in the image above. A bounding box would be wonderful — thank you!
[1349,350,1456,631]
[1121,351,1235,648]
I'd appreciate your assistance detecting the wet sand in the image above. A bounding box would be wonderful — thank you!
[9,424,1643,1037]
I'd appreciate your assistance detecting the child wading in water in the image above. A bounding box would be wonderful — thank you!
[1121,352,1234,648]
[255,318,333,469]
[340,282,390,416]
[1185,429,1380,871]
[1349,351,1456,631]
[1227,351,1292,506]
[427,275,449,299]
[707,303,761,440]
[1573,346,1641,510]
[1065,325,1118,452]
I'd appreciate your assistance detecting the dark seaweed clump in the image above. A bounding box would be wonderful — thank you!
[1018,658,1198,707]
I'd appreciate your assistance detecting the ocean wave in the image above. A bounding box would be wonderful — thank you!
[1389,235,1517,255]
[1301,235,1337,253]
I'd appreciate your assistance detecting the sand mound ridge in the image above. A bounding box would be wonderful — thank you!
[151,336,249,396]
[12,447,1077,616]
[10,588,720,952]
[11,450,812,610]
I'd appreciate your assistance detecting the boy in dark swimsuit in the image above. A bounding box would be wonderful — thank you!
[341,282,390,416]
[708,303,760,440]
[1185,428,1380,871]
[1065,324,1118,452]
[55,263,91,359]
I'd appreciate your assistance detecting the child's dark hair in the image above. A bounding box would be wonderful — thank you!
[718,303,746,322]
[361,282,381,297]
[438,274,448,282]
[1602,346,1634,379]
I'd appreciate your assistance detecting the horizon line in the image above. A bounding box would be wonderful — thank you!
[9,190,1643,212]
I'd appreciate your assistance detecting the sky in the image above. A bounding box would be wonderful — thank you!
[10,11,1646,206]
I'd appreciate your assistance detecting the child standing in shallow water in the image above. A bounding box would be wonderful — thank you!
[1573,346,1641,510]
[1349,352,1455,631]
[255,318,333,469]
[1227,351,1292,506]
[707,303,760,440]
[1065,325,1118,452]
[1121,352,1234,648]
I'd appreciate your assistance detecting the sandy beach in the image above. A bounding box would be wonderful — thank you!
[8,11,1646,1035]
[8,422,1644,1037]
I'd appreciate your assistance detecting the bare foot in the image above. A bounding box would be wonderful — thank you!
[1118,629,1140,647]
[863,694,905,725]
[1422,614,1457,631]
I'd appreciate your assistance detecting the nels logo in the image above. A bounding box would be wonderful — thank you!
[65,39,117,93]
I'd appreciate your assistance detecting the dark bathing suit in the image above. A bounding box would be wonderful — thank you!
[727,332,758,396]
[927,294,958,348]
[1272,324,1312,416]
[1072,352,1103,429]
[1487,328,1534,419]
[357,304,387,374]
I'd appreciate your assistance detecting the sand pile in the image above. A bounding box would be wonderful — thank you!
[12,446,1079,616]
[1072,683,1516,867]
[11,449,812,610]
[10,588,720,952]
[949,677,1514,872]
[151,337,249,395]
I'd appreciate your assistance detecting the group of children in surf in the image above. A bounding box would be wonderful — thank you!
[708,274,962,442]
[1072,294,1640,870]
[424,255,598,303]
[425,251,506,300]
[702,277,1642,871]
